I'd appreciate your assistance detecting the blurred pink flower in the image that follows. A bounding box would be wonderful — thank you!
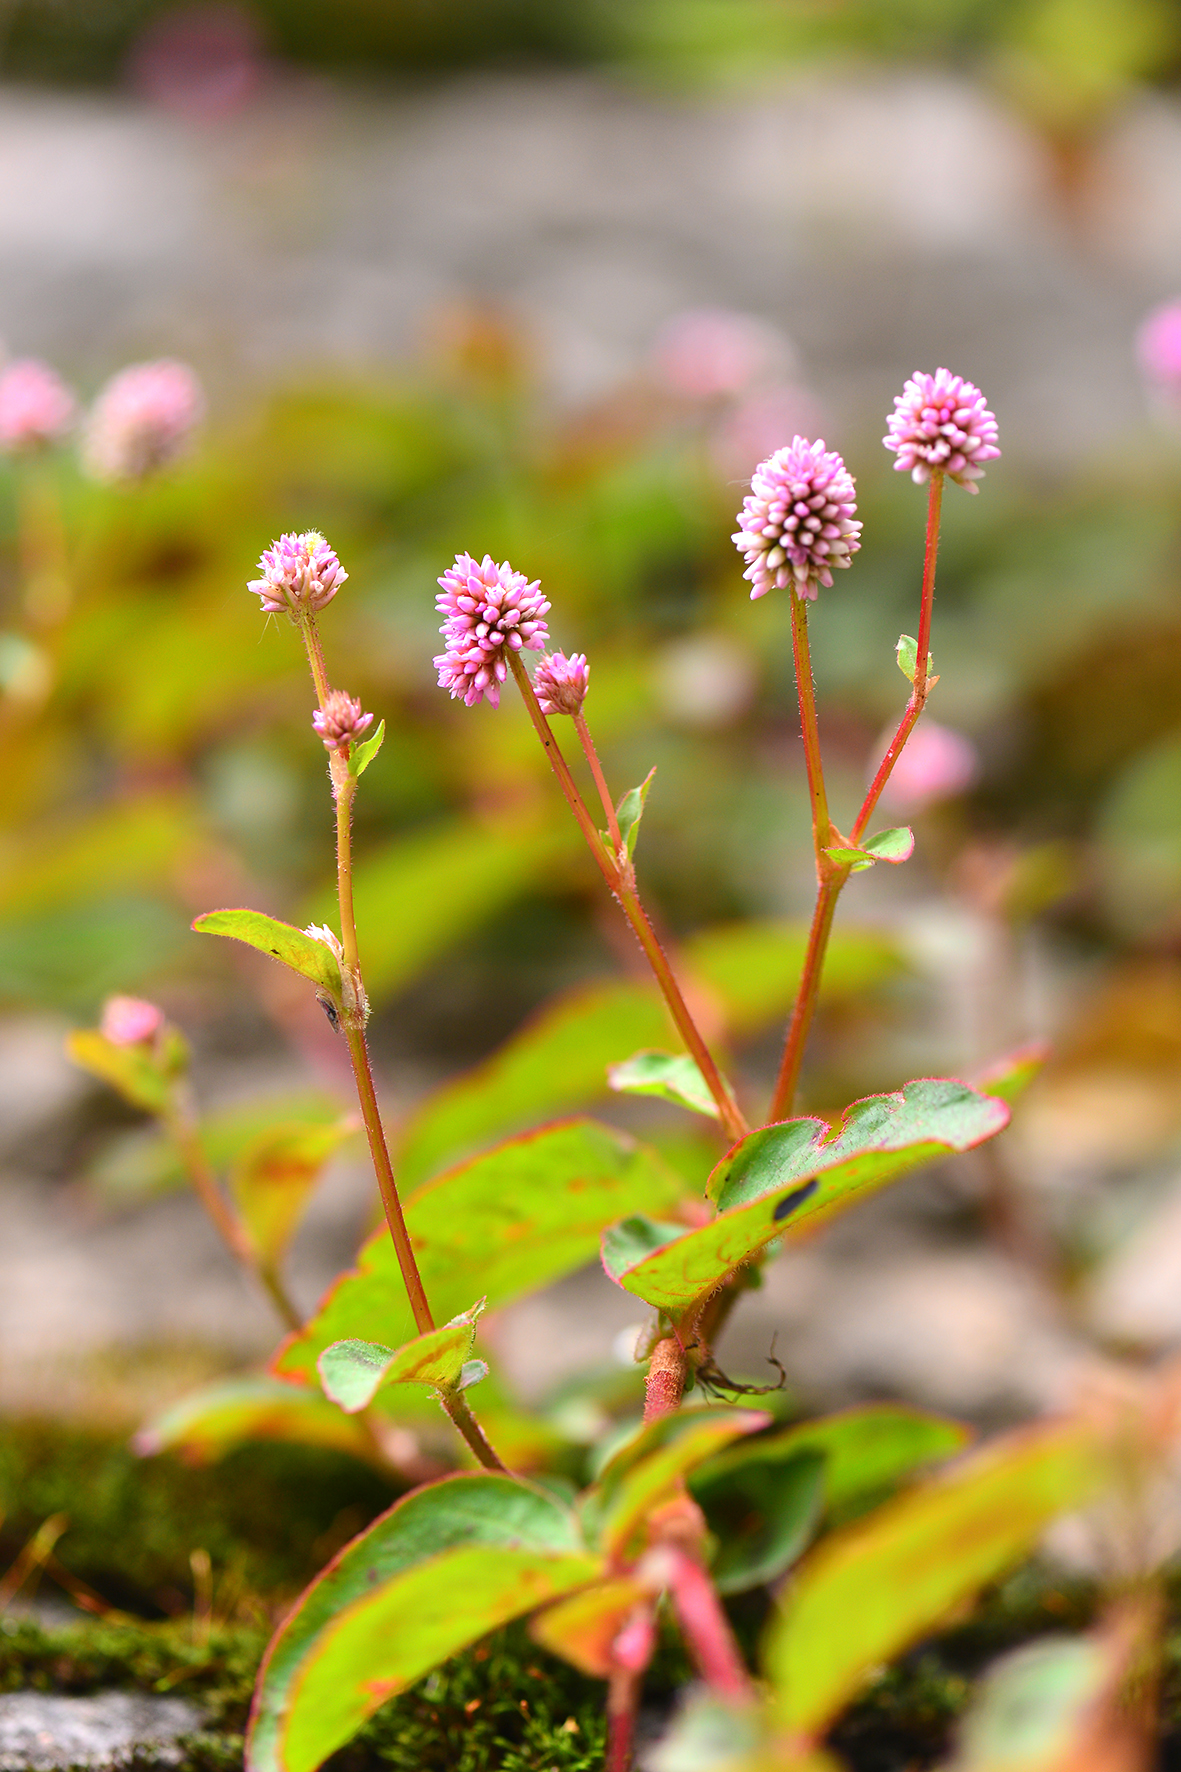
[434,553,549,709]
[0,359,75,452]
[651,308,794,401]
[100,995,164,1046]
[878,719,979,813]
[249,531,347,619]
[709,383,825,482]
[1137,301,1181,402]
[732,437,861,601]
[883,368,999,493]
[127,4,266,121]
[312,689,373,751]
[533,650,589,717]
[83,359,204,482]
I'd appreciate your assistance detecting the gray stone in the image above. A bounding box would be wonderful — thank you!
[0,1692,202,1771]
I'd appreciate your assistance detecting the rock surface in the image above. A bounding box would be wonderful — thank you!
[0,1693,201,1770]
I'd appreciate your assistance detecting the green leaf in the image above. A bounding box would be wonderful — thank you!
[132,1377,376,1466]
[192,909,341,996]
[896,634,933,684]
[66,1026,187,1117]
[303,813,577,1002]
[823,829,913,874]
[397,981,676,1189]
[862,826,914,864]
[530,1575,649,1676]
[644,1692,764,1772]
[318,1303,484,1412]
[692,1449,825,1594]
[248,1474,600,1772]
[608,1050,719,1119]
[589,1406,769,1560]
[347,718,384,779]
[230,1119,357,1266]
[949,1630,1130,1771]
[275,1119,686,1384]
[972,1042,1048,1106]
[614,766,657,857]
[602,1080,1010,1314]
[766,1418,1107,1736]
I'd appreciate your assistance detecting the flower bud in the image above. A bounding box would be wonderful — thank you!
[434,552,549,708]
[0,359,76,453]
[100,995,164,1046]
[883,368,999,493]
[312,689,374,751]
[732,437,861,601]
[533,650,589,717]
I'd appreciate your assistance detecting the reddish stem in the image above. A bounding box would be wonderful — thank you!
[768,875,843,1123]
[643,1334,688,1422]
[573,711,624,853]
[851,471,943,844]
[664,1547,753,1699]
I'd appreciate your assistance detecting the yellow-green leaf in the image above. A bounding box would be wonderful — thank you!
[192,909,341,995]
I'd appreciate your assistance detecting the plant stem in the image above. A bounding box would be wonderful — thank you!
[438,1390,507,1473]
[768,594,849,1122]
[165,1105,302,1332]
[851,470,944,844]
[17,461,71,628]
[644,1334,688,1422]
[512,653,746,1143]
[663,1547,753,1699]
[573,712,623,852]
[606,1668,641,1772]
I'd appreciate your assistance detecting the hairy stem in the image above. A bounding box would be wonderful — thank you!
[512,653,746,1141]
[165,1106,302,1332]
[644,1334,689,1422]
[851,470,943,843]
[572,711,624,852]
[439,1390,507,1472]
[300,613,332,710]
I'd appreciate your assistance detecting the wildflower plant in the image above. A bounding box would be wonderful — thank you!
[68,361,1179,1772]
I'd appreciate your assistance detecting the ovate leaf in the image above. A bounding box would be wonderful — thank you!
[896,634,933,685]
[608,1051,719,1119]
[691,1450,825,1594]
[347,719,384,779]
[133,1377,375,1465]
[615,766,657,857]
[276,1119,686,1383]
[603,1080,1009,1314]
[66,1025,188,1117]
[766,1418,1108,1737]
[192,909,341,995]
[318,1303,484,1412]
[230,1119,357,1267]
[248,1474,600,1772]
[863,826,915,864]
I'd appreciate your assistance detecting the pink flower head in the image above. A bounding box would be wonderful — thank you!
[100,995,164,1046]
[732,437,861,601]
[434,552,549,709]
[878,719,979,813]
[312,689,374,751]
[883,368,999,493]
[83,359,204,482]
[249,531,347,619]
[1137,301,1181,402]
[533,650,589,717]
[0,358,76,452]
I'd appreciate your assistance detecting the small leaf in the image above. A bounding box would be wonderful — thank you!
[603,1080,1009,1314]
[192,909,341,996]
[896,634,933,684]
[615,766,657,857]
[318,1303,484,1412]
[972,1042,1049,1106]
[347,718,384,779]
[132,1377,376,1466]
[608,1051,720,1119]
[766,1418,1109,1737]
[589,1406,769,1560]
[248,1474,600,1772]
[230,1119,357,1267]
[862,826,915,864]
[275,1119,686,1385]
[823,845,876,873]
[530,1576,648,1676]
[66,1026,187,1117]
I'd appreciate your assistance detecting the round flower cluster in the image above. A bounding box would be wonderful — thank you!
[434,553,550,709]
[82,359,203,482]
[883,368,999,492]
[534,650,589,717]
[101,995,164,1046]
[732,437,861,601]
[312,690,373,751]
[249,531,348,619]
[0,359,76,452]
